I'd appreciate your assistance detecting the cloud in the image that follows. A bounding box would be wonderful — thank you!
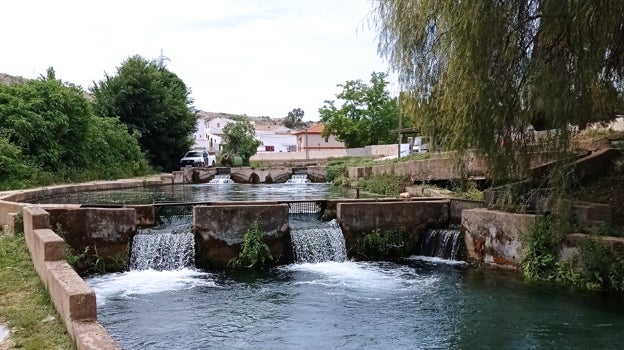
[0,0,390,120]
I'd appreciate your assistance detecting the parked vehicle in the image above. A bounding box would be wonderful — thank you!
[180,150,217,167]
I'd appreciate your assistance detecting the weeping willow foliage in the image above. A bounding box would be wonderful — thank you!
[371,0,624,182]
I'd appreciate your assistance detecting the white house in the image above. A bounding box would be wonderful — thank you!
[255,124,297,152]
[205,116,238,152]
[191,117,210,151]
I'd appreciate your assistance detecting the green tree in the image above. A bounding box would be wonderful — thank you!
[0,68,90,173]
[0,68,150,189]
[283,108,306,129]
[319,72,400,148]
[91,55,197,171]
[372,0,624,181]
[222,119,261,165]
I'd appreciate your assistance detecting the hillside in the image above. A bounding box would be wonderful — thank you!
[0,73,28,85]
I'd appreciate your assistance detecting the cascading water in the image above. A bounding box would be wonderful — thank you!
[286,174,310,184]
[129,215,195,270]
[414,228,463,261]
[289,214,347,263]
[209,174,234,184]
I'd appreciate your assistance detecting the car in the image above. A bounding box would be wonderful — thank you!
[180,151,211,167]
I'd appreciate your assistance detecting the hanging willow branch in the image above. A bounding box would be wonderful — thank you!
[371,0,624,183]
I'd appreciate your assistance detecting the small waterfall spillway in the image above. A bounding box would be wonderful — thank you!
[414,228,464,261]
[209,174,234,184]
[130,211,195,271]
[289,213,347,263]
[286,174,310,184]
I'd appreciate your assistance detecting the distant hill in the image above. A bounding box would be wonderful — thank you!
[0,73,28,85]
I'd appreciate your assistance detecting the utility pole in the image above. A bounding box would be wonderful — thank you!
[397,104,402,159]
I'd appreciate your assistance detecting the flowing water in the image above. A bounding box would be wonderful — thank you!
[129,216,195,271]
[87,260,624,350]
[413,228,464,261]
[286,174,310,184]
[289,215,347,263]
[208,174,235,184]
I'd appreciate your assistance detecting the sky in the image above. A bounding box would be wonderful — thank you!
[1,0,393,121]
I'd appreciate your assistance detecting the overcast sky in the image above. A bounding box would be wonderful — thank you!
[1,0,393,121]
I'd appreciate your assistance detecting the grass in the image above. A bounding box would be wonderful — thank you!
[0,233,75,349]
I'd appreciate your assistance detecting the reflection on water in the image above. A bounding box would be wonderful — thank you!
[87,261,624,350]
[28,183,369,204]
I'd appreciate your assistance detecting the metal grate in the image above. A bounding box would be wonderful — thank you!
[155,205,193,225]
[287,201,324,214]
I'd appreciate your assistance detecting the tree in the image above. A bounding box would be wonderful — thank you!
[0,68,150,189]
[318,72,400,148]
[371,0,624,181]
[283,108,306,129]
[91,55,197,171]
[221,119,261,165]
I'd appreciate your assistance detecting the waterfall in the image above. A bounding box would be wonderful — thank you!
[130,216,195,270]
[289,215,347,263]
[286,174,310,184]
[209,174,234,184]
[414,229,463,260]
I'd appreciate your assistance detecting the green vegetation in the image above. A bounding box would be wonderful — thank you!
[373,0,624,183]
[221,119,262,166]
[0,68,151,190]
[521,216,624,292]
[358,174,407,196]
[319,72,406,148]
[228,220,273,268]
[355,226,407,260]
[283,108,306,129]
[0,231,75,349]
[54,223,128,275]
[92,55,197,172]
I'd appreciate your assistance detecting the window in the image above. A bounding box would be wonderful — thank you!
[324,136,329,143]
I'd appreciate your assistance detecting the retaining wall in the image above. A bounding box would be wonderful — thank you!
[337,200,451,254]
[461,208,536,270]
[22,206,120,350]
[194,204,291,268]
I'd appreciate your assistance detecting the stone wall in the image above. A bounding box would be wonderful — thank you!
[336,200,450,253]
[21,207,120,349]
[194,204,291,268]
[44,207,136,273]
[348,152,487,181]
[462,208,536,270]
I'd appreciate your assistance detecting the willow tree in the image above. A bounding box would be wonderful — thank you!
[371,0,624,182]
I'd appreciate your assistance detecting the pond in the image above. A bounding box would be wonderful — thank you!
[86,259,624,350]
[28,183,369,204]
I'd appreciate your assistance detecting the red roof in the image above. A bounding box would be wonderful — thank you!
[293,124,325,135]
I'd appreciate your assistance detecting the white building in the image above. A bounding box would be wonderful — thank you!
[254,124,296,153]
[205,116,238,152]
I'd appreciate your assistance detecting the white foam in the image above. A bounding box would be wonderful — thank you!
[407,255,469,265]
[86,269,216,306]
[283,261,439,292]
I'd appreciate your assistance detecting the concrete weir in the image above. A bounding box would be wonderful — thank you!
[0,174,474,348]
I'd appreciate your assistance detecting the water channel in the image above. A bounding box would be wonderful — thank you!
[51,182,623,349]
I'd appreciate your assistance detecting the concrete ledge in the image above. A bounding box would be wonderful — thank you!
[45,261,97,322]
[21,206,120,349]
[72,321,119,350]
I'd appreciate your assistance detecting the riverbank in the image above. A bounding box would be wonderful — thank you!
[0,233,74,349]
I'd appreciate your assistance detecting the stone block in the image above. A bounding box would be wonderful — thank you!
[45,261,97,323]
[462,208,536,270]
[72,321,121,350]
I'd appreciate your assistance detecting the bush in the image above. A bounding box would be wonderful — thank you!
[228,219,273,268]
